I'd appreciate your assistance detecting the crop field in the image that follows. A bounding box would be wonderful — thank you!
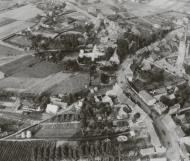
[49,72,90,95]
[101,0,190,17]
[0,77,42,90]
[0,4,43,21]
[34,123,81,138]
[24,72,72,95]
[12,61,67,78]
[0,17,16,27]
[0,55,39,76]
[0,20,34,40]
[4,35,31,48]
[0,44,24,57]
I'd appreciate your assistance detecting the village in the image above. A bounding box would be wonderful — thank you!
[0,0,190,161]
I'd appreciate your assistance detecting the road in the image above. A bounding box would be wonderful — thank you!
[116,58,189,161]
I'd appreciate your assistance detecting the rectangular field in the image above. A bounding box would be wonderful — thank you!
[0,21,34,40]
[0,17,16,27]
[0,4,43,21]
[4,35,31,48]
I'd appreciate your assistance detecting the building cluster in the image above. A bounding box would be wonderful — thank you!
[1,1,190,161]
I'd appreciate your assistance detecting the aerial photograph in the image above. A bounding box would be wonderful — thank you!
[1,0,190,161]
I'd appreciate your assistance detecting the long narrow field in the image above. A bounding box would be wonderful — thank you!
[0,140,56,161]
[24,72,72,95]
[0,4,43,21]
[0,55,40,77]
[102,0,190,16]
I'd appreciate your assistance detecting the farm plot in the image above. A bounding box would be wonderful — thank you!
[0,55,40,77]
[0,17,16,27]
[34,122,81,138]
[24,72,72,95]
[49,73,90,95]
[4,35,31,48]
[0,44,24,58]
[0,76,42,90]
[12,61,67,78]
[0,4,43,21]
[0,21,34,40]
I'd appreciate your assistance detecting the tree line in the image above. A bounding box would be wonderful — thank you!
[31,140,118,161]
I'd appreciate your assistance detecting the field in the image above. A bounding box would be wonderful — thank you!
[0,53,89,95]
[12,61,67,78]
[0,44,25,66]
[0,17,16,27]
[0,77,42,90]
[4,35,31,48]
[34,122,81,138]
[0,4,43,21]
[0,54,80,78]
[0,55,39,77]
[0,20,34,40]
[24,72,72,95]
[0,4,43,40]
[0,44,24,57]
[49,72,90,95]
[101,0,190,17]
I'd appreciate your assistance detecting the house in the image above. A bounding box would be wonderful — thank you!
[152,87,167,99]
[169,103,180,115]
[140,146,166,157]
[140,147,155,156]
[153,102,168,115]
[0,71,5,80]
[139,90,156,106]
[46,104,59,114]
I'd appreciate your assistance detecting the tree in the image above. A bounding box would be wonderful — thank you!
[72,148,79,160]
[117,39,129,61]
[55,146,62,161]
[68,146,73,159]
[63,145,69,158]
[43,146,50,161]
[61,145,67,159]
[49,145,56,161]
[160,95,176,107]
[36,146,43,161]
[105,47,114,60]
[31,147,38,161]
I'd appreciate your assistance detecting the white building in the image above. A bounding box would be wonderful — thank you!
[46,104,59,114]
[150,158,167,161]
[79,45,105,62]
[109,49,120,65]
[0,71,5,80]
[139,90,156,106]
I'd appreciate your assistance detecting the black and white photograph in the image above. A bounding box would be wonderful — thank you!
[0,0,190,161]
